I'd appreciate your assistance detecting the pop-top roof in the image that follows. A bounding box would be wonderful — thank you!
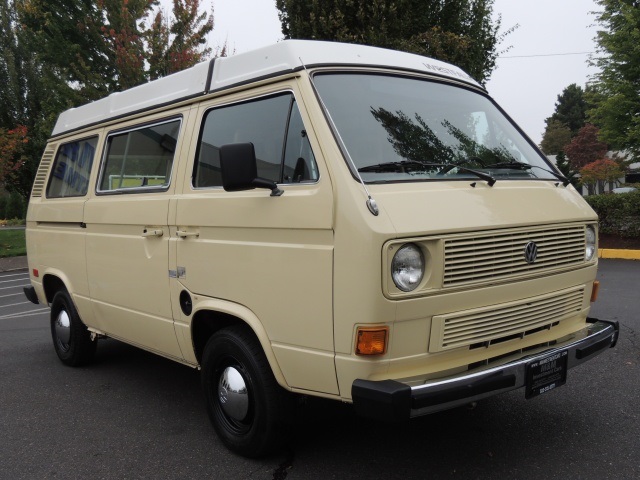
[51,40,479,137]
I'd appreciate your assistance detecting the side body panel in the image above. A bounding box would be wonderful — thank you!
[82,108,193,360]
[173,80,338,394]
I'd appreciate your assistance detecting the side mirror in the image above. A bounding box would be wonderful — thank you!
[219,142,283,197]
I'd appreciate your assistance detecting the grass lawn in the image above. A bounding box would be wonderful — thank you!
[0,228,26,258]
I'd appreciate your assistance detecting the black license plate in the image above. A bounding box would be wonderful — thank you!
[525,350,568,399]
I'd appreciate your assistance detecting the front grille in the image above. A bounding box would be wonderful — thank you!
[443,225,586,287]
[429,286,584,352]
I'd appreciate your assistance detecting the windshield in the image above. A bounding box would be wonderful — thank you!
[313,72,557,183]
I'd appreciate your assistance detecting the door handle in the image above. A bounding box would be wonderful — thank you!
[142,229,164,237]
[176,230,199,238]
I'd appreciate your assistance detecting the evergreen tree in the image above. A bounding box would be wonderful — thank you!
[543,84,587,136]
[2,0,216,198]
[589,0,640,161]
[18,0,215,97]
[276,0,512,85]
[147,0,214,80]
[0,0,54,198]
[540,119,572,155]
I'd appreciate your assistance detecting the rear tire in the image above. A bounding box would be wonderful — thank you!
[201,325,289,457]
[50,290,97,367]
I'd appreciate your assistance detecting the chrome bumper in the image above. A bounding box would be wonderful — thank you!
[352,318,619,422]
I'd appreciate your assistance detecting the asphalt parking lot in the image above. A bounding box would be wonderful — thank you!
[0,259,638,480]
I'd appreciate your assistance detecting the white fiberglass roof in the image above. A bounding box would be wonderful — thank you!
[51,40,479,137]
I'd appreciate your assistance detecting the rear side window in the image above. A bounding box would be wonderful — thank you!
[46,137,98,198]
[98,118,181,193]
[194,93,318,188]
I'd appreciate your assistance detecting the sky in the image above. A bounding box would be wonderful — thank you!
[205,0,601,144]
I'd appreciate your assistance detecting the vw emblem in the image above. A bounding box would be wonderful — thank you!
[524,241,538,264]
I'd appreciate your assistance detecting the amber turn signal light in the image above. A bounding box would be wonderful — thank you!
[590,280,600,302]
[355,327,389,356]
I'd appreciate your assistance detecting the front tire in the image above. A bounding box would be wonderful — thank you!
[50,290,97,367]
[201,326,289,457]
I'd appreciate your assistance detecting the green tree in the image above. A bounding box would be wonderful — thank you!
[543,84,587,137]
[276,0,512,85]
[554,151,580,189]
[589,0,640,161]
[147,0,214,80]
[4,0,216,198]
[0,0,55,198]
[540,119,572,155]
[18,0,215,97]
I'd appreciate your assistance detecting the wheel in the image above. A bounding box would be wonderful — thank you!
[50,290,97,367]
[201,326,290,457]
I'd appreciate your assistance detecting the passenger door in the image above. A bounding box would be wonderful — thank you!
[174,88,338,394]
[84,114,186,359]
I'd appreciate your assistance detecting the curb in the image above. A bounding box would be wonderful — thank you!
[598,248,640,260]
[0,256,28,272]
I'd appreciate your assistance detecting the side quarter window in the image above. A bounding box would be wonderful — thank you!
[46,137,98,198]
[98,118,181,193]
[194,93,318,188]
[282,100,318,184]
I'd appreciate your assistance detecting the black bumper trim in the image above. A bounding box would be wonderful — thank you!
[352,318,618,422]
[23,286,39,305]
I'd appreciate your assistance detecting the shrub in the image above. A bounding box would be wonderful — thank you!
[5,192,26,219]
[586,191,640,237]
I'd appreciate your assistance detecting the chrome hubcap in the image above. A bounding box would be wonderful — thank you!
[218,366,249,421]
[55,310,71,351]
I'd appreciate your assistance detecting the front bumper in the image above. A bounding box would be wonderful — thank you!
[352,318,619,422]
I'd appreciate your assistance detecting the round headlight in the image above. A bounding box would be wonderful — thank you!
[585,225,596,261]
[391,243,425,292]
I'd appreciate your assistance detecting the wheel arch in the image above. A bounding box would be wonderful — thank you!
[190,301,289,390]
[42,270,73,304]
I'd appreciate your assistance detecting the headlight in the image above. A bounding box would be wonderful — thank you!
[391,243,425,292]
[585,225,596,261]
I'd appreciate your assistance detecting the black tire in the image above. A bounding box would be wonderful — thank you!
[201,325,290,457]
[50,290,97,367]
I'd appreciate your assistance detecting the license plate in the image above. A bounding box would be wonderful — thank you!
[525,350,568,399]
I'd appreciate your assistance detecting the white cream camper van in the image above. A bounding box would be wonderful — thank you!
[24,40,619,457]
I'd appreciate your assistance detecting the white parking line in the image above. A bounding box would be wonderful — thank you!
[0,301,32,309]
[0,284,28,291]
[0,292,26,299]
[0,272,29,279]
[0,276,30,284]
[0,308,49,320]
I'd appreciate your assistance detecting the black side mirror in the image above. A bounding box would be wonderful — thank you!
[219,142,283,197]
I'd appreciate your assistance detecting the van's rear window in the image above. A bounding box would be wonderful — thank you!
[46,137,98,198]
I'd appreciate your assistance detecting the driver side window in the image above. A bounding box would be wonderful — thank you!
[193,93,318,188]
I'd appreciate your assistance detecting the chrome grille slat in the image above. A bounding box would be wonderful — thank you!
[443,301,582,343]
[444,292,581,329]
[431,287,585,351]
[443,225,586,287]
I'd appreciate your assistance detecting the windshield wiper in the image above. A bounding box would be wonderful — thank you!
[485,161,570,186]
[358,160,496,186]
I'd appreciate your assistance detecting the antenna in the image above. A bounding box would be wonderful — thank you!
[298,57,379,216]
